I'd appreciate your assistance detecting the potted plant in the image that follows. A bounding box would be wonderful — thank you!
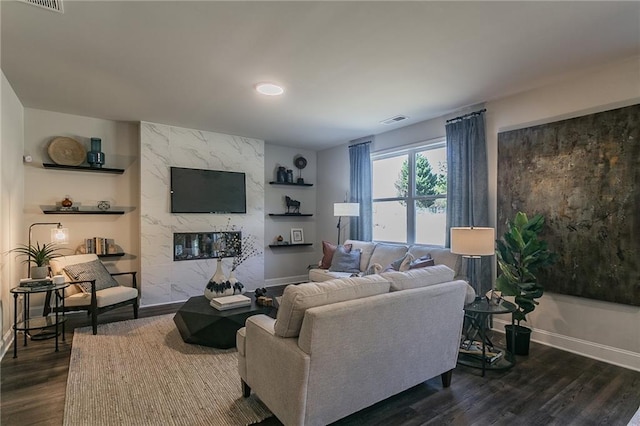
[12,242,64,279]
[495,211,556,355]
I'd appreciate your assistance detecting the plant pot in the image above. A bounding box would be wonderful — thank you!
[30,266,49,279]
[505,324,532,356]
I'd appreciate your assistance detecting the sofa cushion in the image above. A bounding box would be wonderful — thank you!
[274,275,391,338]
[329,246,361,273]
[380,264,455,292]
[408,245,464,278]
[384,253,414,272]
[320,241,352,269]
[343,240,377,272]
[409,254,435,269]
[63,259,119,292]
[368,243,409,272]
[308,269,354,282]
[64,285,137,308]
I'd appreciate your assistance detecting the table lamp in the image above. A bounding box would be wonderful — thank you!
[450,227,494,300]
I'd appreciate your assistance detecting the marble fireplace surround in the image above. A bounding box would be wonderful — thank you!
[140,122,265,306]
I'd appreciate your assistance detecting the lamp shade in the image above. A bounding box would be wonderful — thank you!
[450,227,495,256]
[51,227,70,244]
[334,203,360,217]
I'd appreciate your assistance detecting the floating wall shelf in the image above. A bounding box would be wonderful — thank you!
[43,163,125,174]
[268,243,313,248]
[97,253,125,258]
[268,213,313,217]
[268,181,313,187]
[42,208,125,215]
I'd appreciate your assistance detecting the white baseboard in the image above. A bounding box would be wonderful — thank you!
[264,275,309,287]
[1,328,14,361]
[492,317,640,372]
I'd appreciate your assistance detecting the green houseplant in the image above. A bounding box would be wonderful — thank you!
[495,211,556,355]
[12,242,64,279]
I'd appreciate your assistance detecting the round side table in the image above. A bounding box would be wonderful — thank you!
[11,283,69,358]
[458,298,517,376]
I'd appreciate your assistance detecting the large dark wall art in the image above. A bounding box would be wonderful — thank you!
[497,104,640,306]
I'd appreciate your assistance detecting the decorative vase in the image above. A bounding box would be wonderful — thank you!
[61,197,73,208]
[86,137,105,168]
[277,166,287,183]
[204,259,233,300]
[228,269,244,294]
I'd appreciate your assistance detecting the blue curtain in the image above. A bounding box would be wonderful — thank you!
[445,110,491,293]
[349,141,372,241]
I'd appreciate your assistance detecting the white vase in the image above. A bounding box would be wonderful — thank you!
[228,269,245,294]
[204,259,233,300]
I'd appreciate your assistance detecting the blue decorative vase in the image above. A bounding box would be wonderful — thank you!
[87,137,105,168]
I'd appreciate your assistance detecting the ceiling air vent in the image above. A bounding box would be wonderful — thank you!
[380,115,408,125]
[19,0,63,13]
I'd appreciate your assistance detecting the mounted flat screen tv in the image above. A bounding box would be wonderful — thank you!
[170,167,246,214]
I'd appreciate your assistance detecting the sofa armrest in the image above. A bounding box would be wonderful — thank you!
[244,315,311,426]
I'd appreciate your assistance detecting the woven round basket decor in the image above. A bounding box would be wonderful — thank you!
[48,137,86,166]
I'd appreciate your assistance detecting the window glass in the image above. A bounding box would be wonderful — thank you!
[372,141,447,245]
[372,201,407,243]
[372,155,408,199]
[415,199,447,246]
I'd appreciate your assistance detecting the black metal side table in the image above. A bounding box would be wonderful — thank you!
[11,283,69,358]
[458,298,517,376]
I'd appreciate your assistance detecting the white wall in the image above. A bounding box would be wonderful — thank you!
[22,109,139,314]
[0,71,25,355]
[140,122,264,305]
[316,145,350,245]
[316,56,640,370]
[485,56,640,370]
[264,144,317,284]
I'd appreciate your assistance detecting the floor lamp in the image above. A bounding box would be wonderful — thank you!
[450,227,495,300]
[27,222,69,277]
[333,202,360,245]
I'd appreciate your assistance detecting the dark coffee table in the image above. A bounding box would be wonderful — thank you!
[173,292,278,349]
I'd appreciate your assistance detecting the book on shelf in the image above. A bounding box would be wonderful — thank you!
[209,294,251,311]
[85,237,116,255]
[459,340,504,364]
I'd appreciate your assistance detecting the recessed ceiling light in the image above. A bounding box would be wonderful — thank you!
[255,82,284,96]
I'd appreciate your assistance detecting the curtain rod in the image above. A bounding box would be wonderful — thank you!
[348,140,372,148]
[446,109,486,123]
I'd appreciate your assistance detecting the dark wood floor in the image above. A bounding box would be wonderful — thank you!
[2,302,639,426]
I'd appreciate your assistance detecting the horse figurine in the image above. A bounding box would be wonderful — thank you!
[285,196,301,214]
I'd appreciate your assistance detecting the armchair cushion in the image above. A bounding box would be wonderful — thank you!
[65,285,138,308]
[63,259,119,292]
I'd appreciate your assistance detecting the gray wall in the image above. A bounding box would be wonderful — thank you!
[264,144,318,284]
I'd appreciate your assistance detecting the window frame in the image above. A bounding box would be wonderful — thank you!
[371,138,447,245]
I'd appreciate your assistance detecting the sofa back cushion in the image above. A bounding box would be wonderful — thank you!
[407,245,464,278]
[380,264,455,291]
[368,243,409,271]
[343,240,376,272]
[274,275,390,338]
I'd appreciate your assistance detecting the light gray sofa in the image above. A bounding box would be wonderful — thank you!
[308,239,465,282]
[237,266,473,426]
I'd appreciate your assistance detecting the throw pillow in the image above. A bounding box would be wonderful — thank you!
[410,254,435,269]
[320,241,352,269]
[363,263,383,276]
[63,259,119,292]
[383,253,414,272]
[329,245,362,273]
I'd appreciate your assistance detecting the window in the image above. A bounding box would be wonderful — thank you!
[372,141,447,245]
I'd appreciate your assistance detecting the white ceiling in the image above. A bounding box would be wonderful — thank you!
[2,1,639,150]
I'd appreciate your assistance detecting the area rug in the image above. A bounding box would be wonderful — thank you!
[63,314,272,426]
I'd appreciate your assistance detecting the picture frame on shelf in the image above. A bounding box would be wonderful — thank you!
[291,228,304,244]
